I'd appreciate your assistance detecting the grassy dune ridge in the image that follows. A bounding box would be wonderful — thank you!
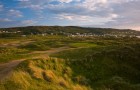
[0,57,91,90]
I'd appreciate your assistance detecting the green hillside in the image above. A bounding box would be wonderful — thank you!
[0,26,139,37]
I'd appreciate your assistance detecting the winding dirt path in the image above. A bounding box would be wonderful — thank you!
[0,60,25,81]
[0,46,72,81]
[0,40,35,47]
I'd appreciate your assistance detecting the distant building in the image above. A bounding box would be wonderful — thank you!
[136,36,140,38]
[21,35,26,37]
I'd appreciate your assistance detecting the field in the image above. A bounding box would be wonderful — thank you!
[0,34,140,90]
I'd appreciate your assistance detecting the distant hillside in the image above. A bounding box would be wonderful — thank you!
[0,26,140,36]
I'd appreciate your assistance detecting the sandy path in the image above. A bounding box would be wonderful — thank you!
[30,46,70,55]
[0,60,25,81]
[0,40,35,47]
[0,46,72,81]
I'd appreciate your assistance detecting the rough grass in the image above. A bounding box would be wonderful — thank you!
[52,43,140,90]
[18,38,70,51]
[0,47,31,63]
[1,35,140,90]
[0,57,91,90]
[1,42,140,90]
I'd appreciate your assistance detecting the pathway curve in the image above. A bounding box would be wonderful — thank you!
[0,46,72,81]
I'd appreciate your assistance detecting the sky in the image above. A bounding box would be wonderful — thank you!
[0,0,140,30]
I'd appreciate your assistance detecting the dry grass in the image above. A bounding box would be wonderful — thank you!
[73,84,91,90]
[0,57,91,90]
[42,70,57,82]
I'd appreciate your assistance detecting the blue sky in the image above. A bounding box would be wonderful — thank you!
[0,0,140,30]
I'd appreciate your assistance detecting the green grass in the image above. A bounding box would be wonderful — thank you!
[0,35,140,90]
[0,37,30,44]
[18,40,67,51]
[69,42,97,48]
[52,43,140,90]
[1,42,140,90]
[0,47,31,62]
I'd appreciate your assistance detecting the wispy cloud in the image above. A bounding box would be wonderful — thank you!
[21,20,37,25]
[55,13,118,25]
[8,9,23,17]
[0,0,140,30]
[0,4,3,11]
[0,18,12,22]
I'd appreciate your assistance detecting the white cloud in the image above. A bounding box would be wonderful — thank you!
[17,0,139,12]
[21,20,37,25]
[16,0,29,1]
[56,13,118,25]
[0,18,12,22]
[58,0,73,3]
[0,4,3,11]
[0,0,140,30]
[110,14,118,18]
[57,0,81,3]
[29,5,44,10]
[8,9,23,17]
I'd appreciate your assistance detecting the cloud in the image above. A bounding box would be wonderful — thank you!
[8,9,23,17]
[0,19,37,28]
[0,18,12,22]
[0,0,140,30]
[0,4,3,11]
[21,20,37,25]
[55,13,118,25]
[97,0,140,30]
[0,18,14,27]
[16,0,29,1]
[18,0,50,10]
[58,0,73,3]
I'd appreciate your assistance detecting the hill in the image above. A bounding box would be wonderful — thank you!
[0,26,140,37]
